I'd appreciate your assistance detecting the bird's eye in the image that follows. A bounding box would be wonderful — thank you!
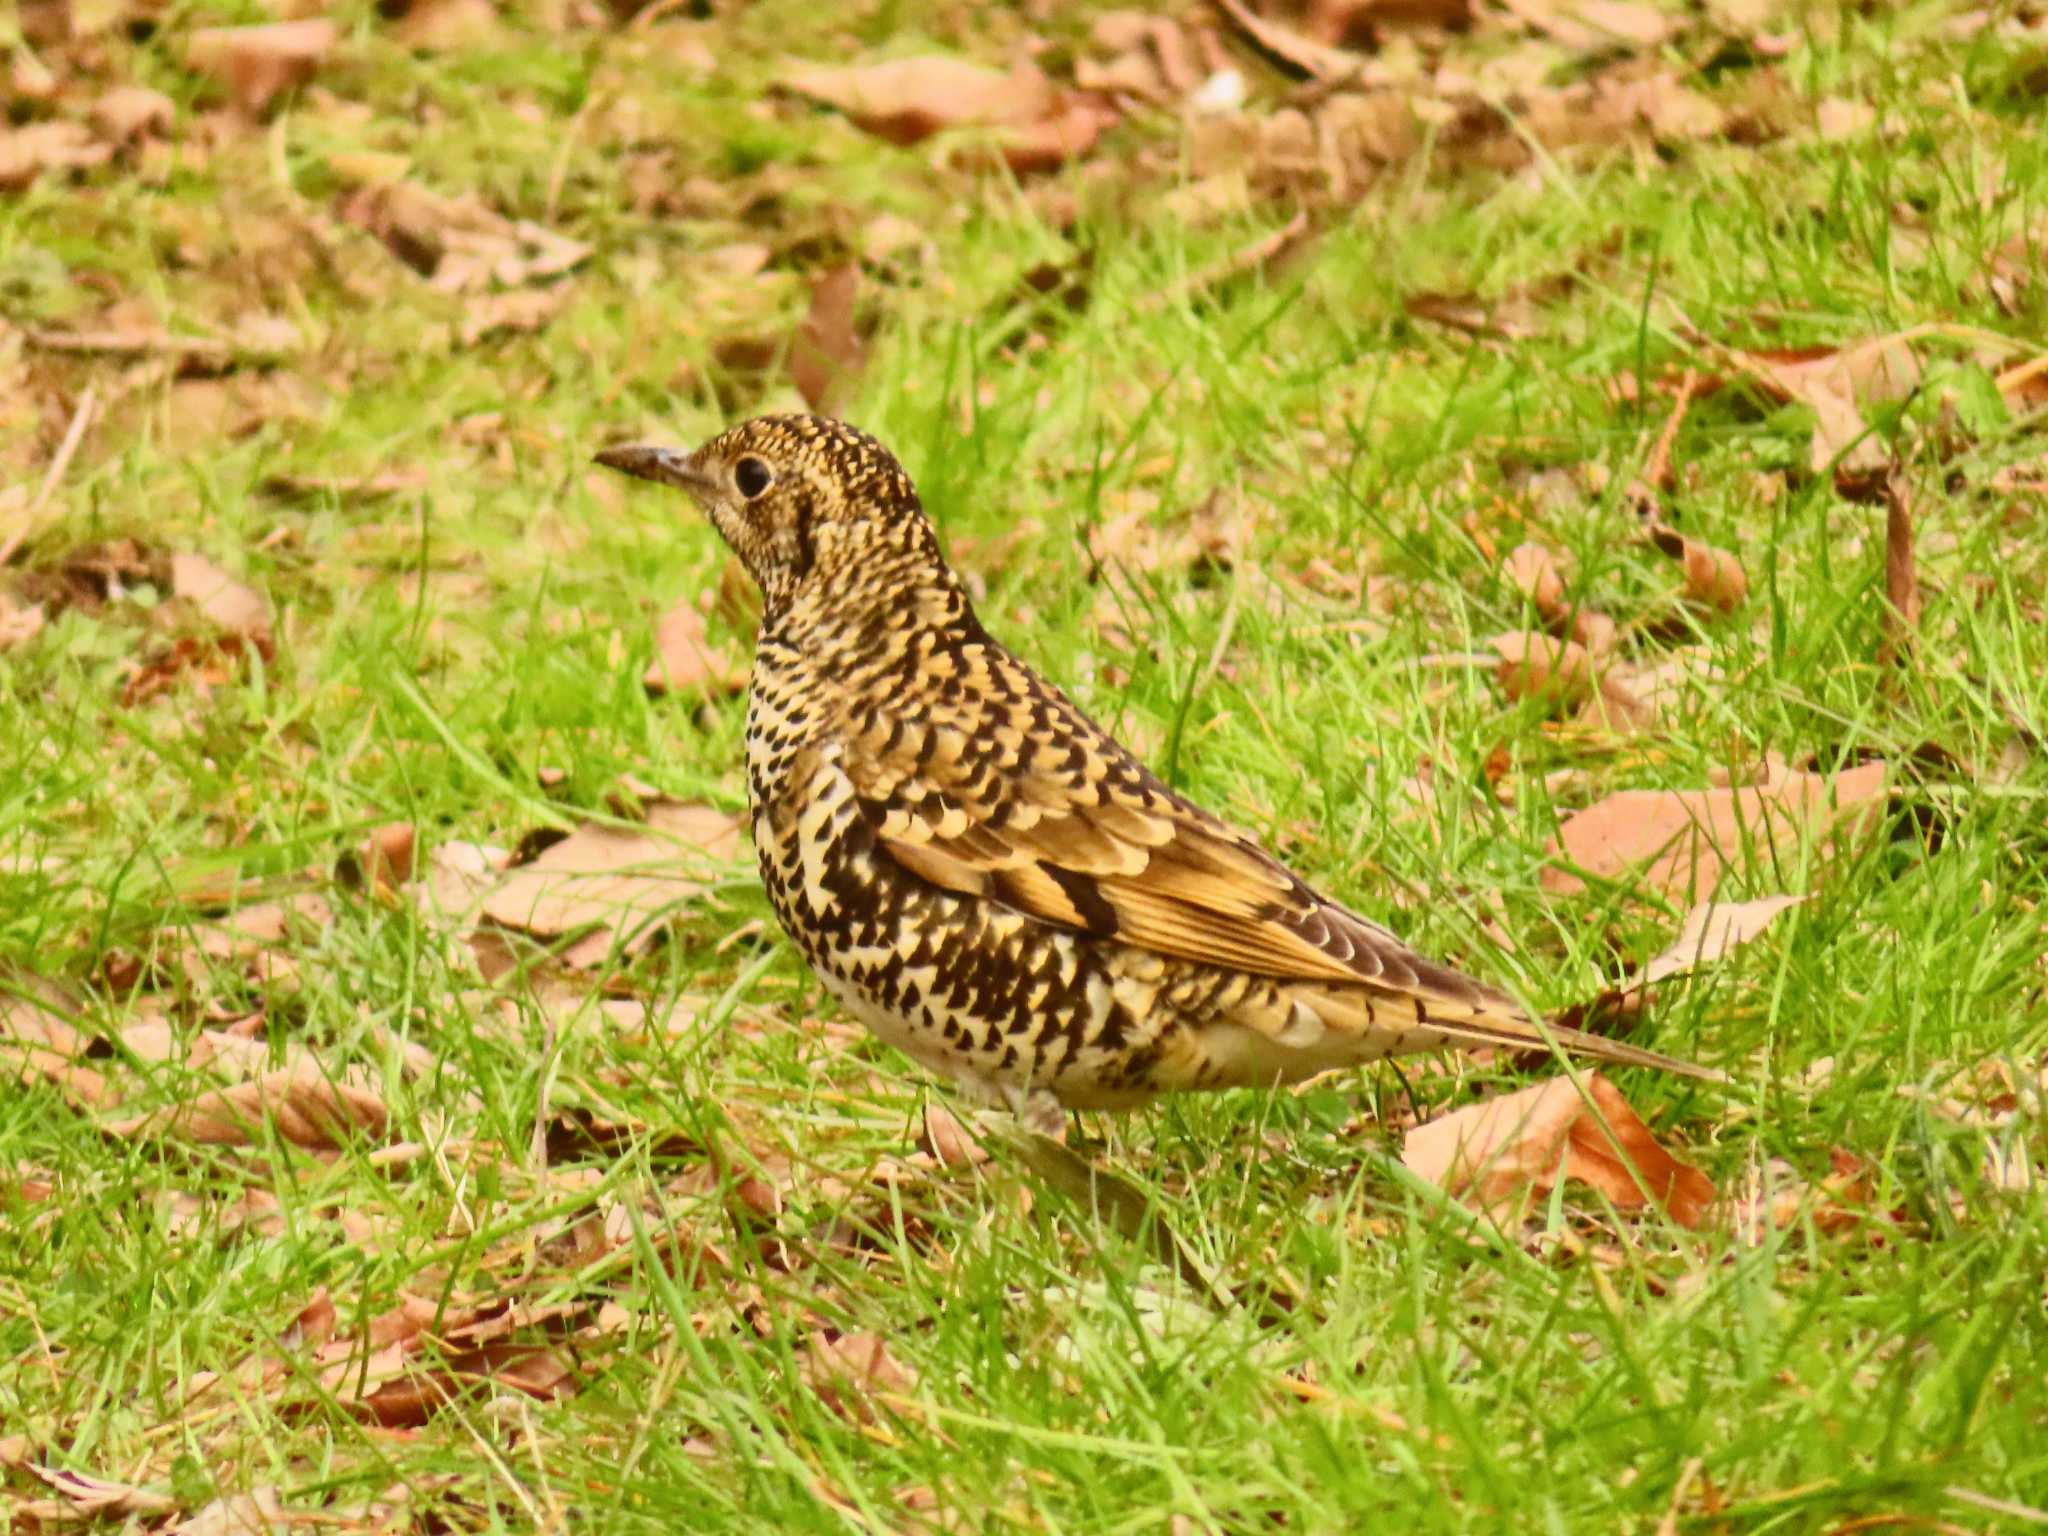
[734,456,773,500]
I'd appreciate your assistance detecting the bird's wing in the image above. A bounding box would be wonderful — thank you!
[842,656,1723,1082]
[841,654,1497,1007]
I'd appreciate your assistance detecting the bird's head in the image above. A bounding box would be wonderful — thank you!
[596,414,955,620]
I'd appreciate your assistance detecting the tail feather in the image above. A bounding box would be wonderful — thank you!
[1414,1008,1728,1084]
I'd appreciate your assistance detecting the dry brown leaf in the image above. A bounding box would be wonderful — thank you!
[170,1486,289,1536]
[458,286,571,346]
[781,56,1053,145]
[0,122,114,190]
[1733,336,1921,478]
[1403,1072,1714,1227]
[479,802,743,969]
[643,600,747,697]
[362,823,417,891]
[0,594,47,653]
[1213,0,1373,81]
[1813,96,1877,141]
[172,552,270,641]
[336,176,590,293]
[1726,1148,1878,1244]
[1639,894,1807,985]
[918,1103,990,1169]
[27,1465,177,1519]
[791,263,866,413]
[1488,632,1594,707]
[91,85,176,144]
[186,20,338,115]
[806,1330,919,1424]
[1503,541,1567,619]
[1543,761,1887,901]
[107,1061,388,1149]
[1644,525,1747,611]
[1500,0,1676,49]
[1,979,114,1109]
[1307,0,1474,43]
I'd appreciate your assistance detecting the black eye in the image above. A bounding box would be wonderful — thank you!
[734,456,773,500]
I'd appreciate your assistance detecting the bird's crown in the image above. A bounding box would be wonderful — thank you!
[598,414,959,623]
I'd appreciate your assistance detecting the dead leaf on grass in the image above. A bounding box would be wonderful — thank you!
[0,594,47,653]
[1728,335,1922,480]
[805,1330,919,1425]
[1639,894,1808,986]
[1725,1148,1879,1245]
[478,801,743,969]
[1,977,114,1110]
[1403,1072,1714,1227]
[1214,0,1376,82]
[790,263,866,413]
[1499,0,1677,50]
[1644,524,1747,611]
[780,54,1111,171]
[91,85,177,144]
[26,1465,177,1520]
[1488,632,1595,708]
[336,175,590,293]
[170,1486,290,1536]
[186,20,338,116]
[0,121,114,190]
[107,1061,388,1150]
[171,552,271,643]
[1503,541,1567,619]
[643,600,748,697]
[1543,761,1887,902]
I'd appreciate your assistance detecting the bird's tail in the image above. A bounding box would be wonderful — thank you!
[1302,981,1727,1084]
[1416,1007,1728,1084]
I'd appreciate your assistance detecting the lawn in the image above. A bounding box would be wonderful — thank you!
[3,0,2046,1530]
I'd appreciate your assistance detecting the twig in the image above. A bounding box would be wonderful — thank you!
[23,328,236,361]
[1878,466,1920,667]
[1654,1456,1705,1536]
[1642,367,1697,493]
[1140,211,1313,314]
[2,385,97,568]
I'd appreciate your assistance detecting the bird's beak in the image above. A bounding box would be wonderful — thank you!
[593,443,718,497]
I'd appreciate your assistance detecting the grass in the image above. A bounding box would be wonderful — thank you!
[4,0,2047,1529]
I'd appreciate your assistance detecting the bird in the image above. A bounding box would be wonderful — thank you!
[596,415,1717,1134]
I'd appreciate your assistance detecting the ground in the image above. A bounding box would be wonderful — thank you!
[2,0,2046,1530]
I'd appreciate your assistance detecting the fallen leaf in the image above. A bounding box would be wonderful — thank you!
[27,1466,177,1519]
[1732,335,1922,478]
[805,1330,919,1424]
[643,600,748,697]
[1725,1148,1878,1244]
[172,552,270,641]
[1488,632,1595,707]
[1814,96,1877,141]
[1543,761,1887,901]
[1639,895,1808,985]
[1,977,113,1109]
[91,85,177,143]
[1500,0,1676,49]
[1644,525,1747,611]
[790,263,866,413]
[479,801,743,969]
[336,176,590,293]
[186,20,338,115]
[0,122,115,191]
[0,594,47,653]
[781,56,1054,145]
[1213,0,1373,81]
[457,286,571,346]
[107,1061,388,1149]
[1503,541,1567,619]
[1403,1072,1714,1227]
[170,1486,289,1536]
[362,823,417,891]
[918,1103,989,1169]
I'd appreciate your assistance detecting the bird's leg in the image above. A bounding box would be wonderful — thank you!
[1002,1085,1070,1142]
